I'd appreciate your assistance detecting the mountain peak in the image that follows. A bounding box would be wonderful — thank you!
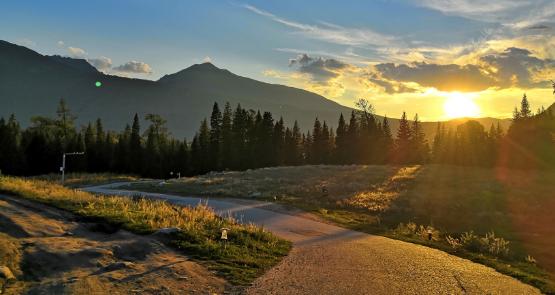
[189,62,219,71]
[158,62,231,83]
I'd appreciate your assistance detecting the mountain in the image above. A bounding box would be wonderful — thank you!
[0,40,511,138]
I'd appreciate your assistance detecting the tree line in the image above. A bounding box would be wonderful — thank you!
[0,95,553,178]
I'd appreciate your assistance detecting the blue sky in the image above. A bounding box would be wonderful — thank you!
[2,0,555,119]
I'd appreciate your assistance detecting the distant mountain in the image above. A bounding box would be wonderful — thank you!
[0,40,511,138]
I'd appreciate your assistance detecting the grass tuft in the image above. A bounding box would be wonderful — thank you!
[0,176,291,285]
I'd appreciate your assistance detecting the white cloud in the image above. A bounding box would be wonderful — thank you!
[244,4,395,47]
[87,56,113,72]
[113,61,152,74]
[203,56,212,63]
[67,46,87,58]
[414,0,555,29]
[57,41,65,48]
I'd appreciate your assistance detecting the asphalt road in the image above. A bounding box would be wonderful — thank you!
[84,182,540,295]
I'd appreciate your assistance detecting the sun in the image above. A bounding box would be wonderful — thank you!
[443,92,480,119]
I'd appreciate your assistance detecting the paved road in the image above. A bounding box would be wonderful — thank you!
[84,182,540,295]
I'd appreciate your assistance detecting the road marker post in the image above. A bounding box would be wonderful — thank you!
[221,227,230,250]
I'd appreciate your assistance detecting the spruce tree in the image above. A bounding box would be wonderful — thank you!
[209,102,222,170]
[520,93,532,118]
[221,102,233,169]
[395,112,411,163]
[335,113,348,164]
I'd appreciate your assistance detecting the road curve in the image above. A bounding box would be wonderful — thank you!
[84,182,540,295]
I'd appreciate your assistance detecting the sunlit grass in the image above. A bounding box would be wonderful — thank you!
[129,164,555,293]
[0,176,291,285]
[31,173,140,187]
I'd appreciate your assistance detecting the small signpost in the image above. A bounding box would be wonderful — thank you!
[60,152,85,184]
[221,227,230,249]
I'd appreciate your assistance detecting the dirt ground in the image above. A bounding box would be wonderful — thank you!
[0,194,230,295]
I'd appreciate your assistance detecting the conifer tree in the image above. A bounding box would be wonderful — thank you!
[221,102,233,169]
[335,113,348,164]
[209,102,222,170]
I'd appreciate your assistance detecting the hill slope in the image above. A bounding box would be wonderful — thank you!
[0,40,511,138]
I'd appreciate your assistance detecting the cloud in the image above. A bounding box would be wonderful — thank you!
[244,4,395,47]
[67,46,87,58]
[203,56,212,63]
[480,47,555,88]
[374,62,496,92]
[113,61,152,74]
[57,41,65,48]
[87,56,113,72]
[289,54,349,83]
[370,47,555,92]
[414,0,555,29]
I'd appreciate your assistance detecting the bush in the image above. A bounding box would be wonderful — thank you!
[446,231,510,258]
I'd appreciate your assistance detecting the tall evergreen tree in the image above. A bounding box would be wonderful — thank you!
[335,113,349,164]
[129,114,142,174]
[395,112,411,163]
[411,114,428,163]
[209,102,222,170]
[221,102,233,169]
[520,93,532,118]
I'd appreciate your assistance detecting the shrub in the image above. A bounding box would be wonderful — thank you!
[445,231,510,258]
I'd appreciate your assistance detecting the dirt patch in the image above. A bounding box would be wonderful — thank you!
[0,195,231,294]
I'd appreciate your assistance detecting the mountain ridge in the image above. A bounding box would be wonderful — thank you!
[0,40,512,138]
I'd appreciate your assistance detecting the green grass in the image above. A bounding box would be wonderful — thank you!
[31,173,140,188]
[0,176,291,285]
[128,164,555,294]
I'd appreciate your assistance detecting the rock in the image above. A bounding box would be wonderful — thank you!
[249,192,262,198]
[155,227,180,235]
[62,231,74,236]
[0,266,15,281]
[101,261,134,272]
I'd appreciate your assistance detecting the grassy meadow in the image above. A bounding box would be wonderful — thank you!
[0,176,291,285]
[31,173,140,188]
[129,164,555,293]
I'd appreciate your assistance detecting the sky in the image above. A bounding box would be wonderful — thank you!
[2,0,555,120]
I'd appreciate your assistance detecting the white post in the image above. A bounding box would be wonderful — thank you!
[61,154,66,184]
[60,152,84,185]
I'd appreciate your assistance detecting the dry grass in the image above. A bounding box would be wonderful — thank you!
[130,164,555,293]
[31,173,139,187]
[0,232,23,294]
[0,176,291,285]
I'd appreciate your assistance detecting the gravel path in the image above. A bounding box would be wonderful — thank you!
[85,182,541,295]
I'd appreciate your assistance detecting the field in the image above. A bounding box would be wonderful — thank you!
[0,177,291,287]
[129,164,555,292]
[30,173,140,188]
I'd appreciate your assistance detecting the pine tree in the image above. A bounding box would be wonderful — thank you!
[411,114,427,163]
[323,121,332,164]
[335,113,348,164]
[129,114,142,174]
[197,118,210,173]
[395,112,411,163]
[381,115,393,164]
[311,118,323,164]
[209,102,222,170]
[273,117,285,165]
[432,122,443,162]
[346,111,359,164]
[221,102,233,169]
[291,121,302,164]
[520,93,532,118]
[231,104,248,170]
[95,118,106,171]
